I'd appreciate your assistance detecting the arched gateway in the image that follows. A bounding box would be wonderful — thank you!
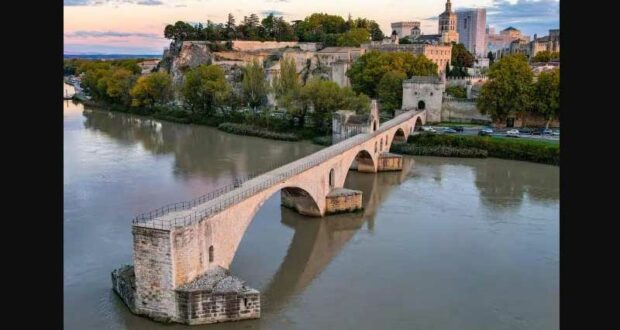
[112,109,427,325]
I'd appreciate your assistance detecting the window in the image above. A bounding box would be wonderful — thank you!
[375,141,377,153]
[209,246,214,262]
[380,138,383,151]
[329,169,335,188]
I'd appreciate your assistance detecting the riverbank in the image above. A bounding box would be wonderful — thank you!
[391,133,559,166]
[70,98,330,144]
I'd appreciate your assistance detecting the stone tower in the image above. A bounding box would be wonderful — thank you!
[438,0,459,44]
[411,25,421,39]
[400,76,444,123]
[391,30,399,44]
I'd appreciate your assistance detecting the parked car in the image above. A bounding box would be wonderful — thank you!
[542,128,553,135]
[552,130,560,136]
[443,128,457,134]
[506,129,520,137]
[451,126,464,132]
[519,127,533,134]
[420,126,436,133]
[478,128,493,136]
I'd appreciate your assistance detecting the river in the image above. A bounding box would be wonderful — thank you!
[64,89,559,329]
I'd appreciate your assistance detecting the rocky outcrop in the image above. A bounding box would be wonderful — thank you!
[170,41,213,85]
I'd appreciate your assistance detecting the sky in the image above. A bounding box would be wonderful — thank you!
[64,0,560,54]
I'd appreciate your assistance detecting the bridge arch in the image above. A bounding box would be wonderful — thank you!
[393,127,407,143]
[343,148,377,179]
[413,116,424,131]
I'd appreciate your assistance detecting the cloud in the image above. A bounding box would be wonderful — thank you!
[261,10,285,16]
[485,0,559,35]
[64,0,164,5]
[136,0,163,5]
[65,30,162,39]
[265,0,290,2]
[64,43,164,54]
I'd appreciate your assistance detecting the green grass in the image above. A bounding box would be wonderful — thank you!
[489,135,559,145]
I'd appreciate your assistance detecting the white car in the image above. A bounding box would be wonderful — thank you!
[506,129,520,136]
[420,126,436,133]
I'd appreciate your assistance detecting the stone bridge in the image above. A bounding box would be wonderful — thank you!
[112,109,425,325]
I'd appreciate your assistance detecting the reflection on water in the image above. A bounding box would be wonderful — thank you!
[64,101,558,330]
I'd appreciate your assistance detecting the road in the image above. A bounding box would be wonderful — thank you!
[429,125,560,142]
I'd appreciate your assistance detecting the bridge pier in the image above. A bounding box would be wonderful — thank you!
[377,152,404,172]
[325,188,363,214]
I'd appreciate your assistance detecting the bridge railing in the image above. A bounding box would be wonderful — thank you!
[132,110,422,230]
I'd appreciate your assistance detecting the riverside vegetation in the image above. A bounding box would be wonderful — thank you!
[390,133,559,166]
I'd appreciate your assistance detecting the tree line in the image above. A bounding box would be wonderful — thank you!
[477,54,560,128]
[164,12,384,47]
[65,58,372,135]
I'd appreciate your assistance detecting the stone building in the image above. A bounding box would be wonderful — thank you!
[486,26,529,54]
[391,21,420,39]
[400,76,445,123]
[361,43,452,75]
[456,8,487,56]
[530,29,560,58]
[332,100,380,143]
[316,47,366,87]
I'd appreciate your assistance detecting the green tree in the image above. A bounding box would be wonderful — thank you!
[242,60,268,109]
[367,21,385,41]
[105,68,135,105]
[274,57,300,97]
[225,13,236,40]
[377,70,407,115]
[399,37,412,44]
[451,43,475,67]
[487,51,495,66]
[532,68,560,129]
[130,72,173,108]
[532,50,559,63]
[477,54,534,125]
[300,77,370,132]
[181,64,231,115]
[337,28,370,47]
[347,51,437,98]
[445,85,467,98]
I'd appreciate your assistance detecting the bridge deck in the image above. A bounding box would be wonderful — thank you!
[133,110,422,230]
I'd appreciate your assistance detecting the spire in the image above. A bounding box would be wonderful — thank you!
[446,0,452,13]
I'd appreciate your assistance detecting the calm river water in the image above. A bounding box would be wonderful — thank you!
[64,89,559,330]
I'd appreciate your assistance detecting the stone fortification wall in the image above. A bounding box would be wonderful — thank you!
[441,97,491,123]
[445,76,488,88]
[232,40,320,52]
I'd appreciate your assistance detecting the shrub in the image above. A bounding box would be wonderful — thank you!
[403,134,559,165]
[312,136,332,146]
[217,123,300,141]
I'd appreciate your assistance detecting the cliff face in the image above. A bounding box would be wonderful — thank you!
[170,41,213,86]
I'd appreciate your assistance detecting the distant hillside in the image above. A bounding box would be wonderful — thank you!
[63,54,161,60]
